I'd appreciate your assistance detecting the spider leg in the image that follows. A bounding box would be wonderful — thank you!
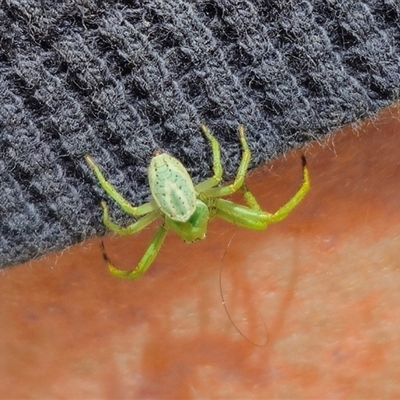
[267,155,310,223]
[195,125,223,193]
[241,183,262,211]
[214,199,272,230]
[86,155,157,216]
[104,224,168,280]
[204,125,251,198]
[101,201,161,236]
[212,156,310,229]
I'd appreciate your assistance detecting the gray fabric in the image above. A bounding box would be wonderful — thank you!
[1,0,399,269]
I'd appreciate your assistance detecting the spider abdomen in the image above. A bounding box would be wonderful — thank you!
[148,153,197,222]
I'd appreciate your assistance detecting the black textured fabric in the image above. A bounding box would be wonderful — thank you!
[1,0,399,269]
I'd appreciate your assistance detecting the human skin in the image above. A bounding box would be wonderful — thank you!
[1,104,400,399]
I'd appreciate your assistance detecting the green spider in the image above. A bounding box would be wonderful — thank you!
[85,125,310,280]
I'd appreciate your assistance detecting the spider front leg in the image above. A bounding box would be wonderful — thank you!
[204,125,251,198]
[104,224,168,280]
[268,155,310,223]
[241,183,262,211]
[197,125,260,209]
[213,156,310,229]
[195,125,223,192]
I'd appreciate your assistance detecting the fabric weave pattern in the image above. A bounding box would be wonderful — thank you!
[0,0,399,268]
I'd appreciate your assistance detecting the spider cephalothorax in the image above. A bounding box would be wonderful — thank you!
[85,125,310,279]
